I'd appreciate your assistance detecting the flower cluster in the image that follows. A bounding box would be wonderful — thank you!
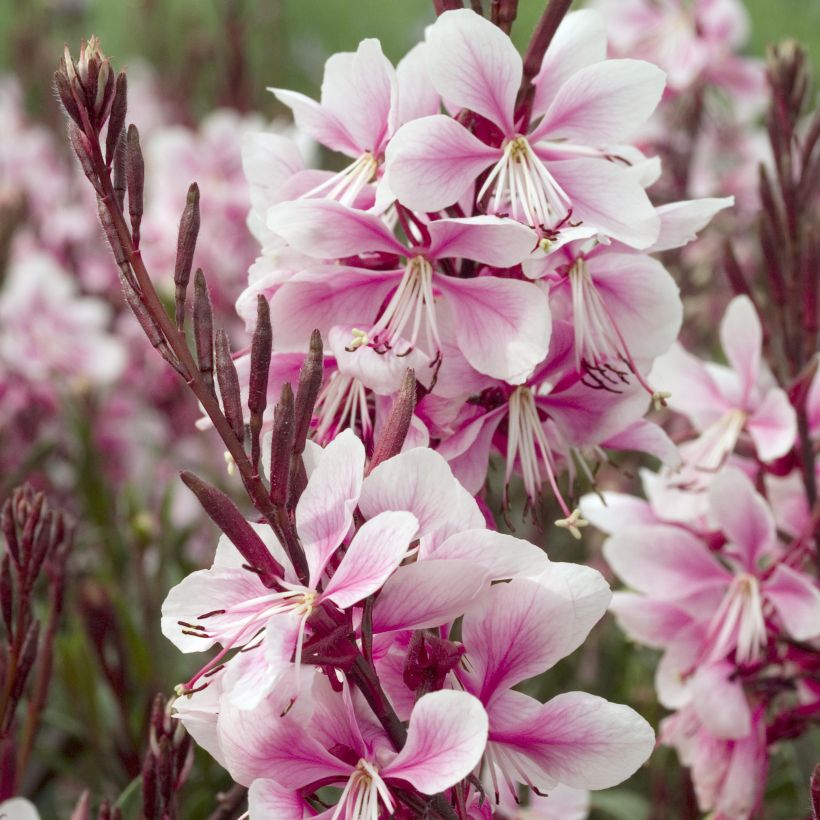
[164,431,655,817]
[237,7,732,530]
[584,298,819,818]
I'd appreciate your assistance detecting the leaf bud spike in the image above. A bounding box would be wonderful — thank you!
[270,383,295,507]
[249,295,273,472]
[293,329,324,456]
[179,471,285,584]
[174,183,200,331]
[112,130,127,212]
[53,69,83,128]
[105,71,127,167]
[215,330,245,443]
[369,369,416,473]
[192,269,215,395]
[126,125,144,246]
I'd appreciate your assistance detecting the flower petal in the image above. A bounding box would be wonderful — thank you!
[426,216,536,267]
[384,115,498,212]
[610,593,695,649]
[462,580,577,701]
[269,88,358,156]
[384,690,488,793]
[690,662,752,740]
[428,529,548,581]
[248,780,311,820]
[488,689,655,790]
[548,158,660,249]
[425,9,521,133]
[372,559,487,633]
[321,511,418,609]
[267,199,404,258]
[648,197,735,252]
[764,564,820,642]
[436,275,551,384]
[296,429,365,586]
[603,524,730,598]
[719,295,761,405]
[708,468,776,571]
[531,59,665,146]
[531,10,608,117]
[747,387,797,462]
[396,42,440,125]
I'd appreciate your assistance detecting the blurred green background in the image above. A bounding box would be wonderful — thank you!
[1,0,818,122]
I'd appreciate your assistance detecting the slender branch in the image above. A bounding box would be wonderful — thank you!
[515,0,573,126]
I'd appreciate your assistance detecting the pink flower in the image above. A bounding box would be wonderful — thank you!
[454,578,655,802]
[266,198,549,385]
[162,432,492,707]
[651,295,797,469]
[385,9,665,246]
[218,675,488,819]
[603,468,820,708]
[269,38,438,207]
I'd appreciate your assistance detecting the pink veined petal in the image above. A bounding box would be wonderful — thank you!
[268,88,358,156]
[396,42,440,126]
[747,387,797,462]
[690,662,752,740]
[547,158,660,249]
[603,524,731,598]
[709,468,776,571]
[425,9,521,134]
[609,592,695,649]
[320,40,397,154]
[383,690,488,793]
[160,567,267,653]
[579,491,662,535]
[532,562,612,658]
[0,798,40,820]
[295,429,365,586]
[267,199,404,258]
[268,265,401,351]
[574,251,682,361]
[488,689,655,790]
[719,295,761,406]
[219,694,352,789]
[384,115,498,212]
[428,529,549,581]
[603,419,682,468]
[538,380,649,448]
[372,559,488,633]
[222,613,301,711]
[435,406,507,496]
[530,59,665,146]
[648,197,735,252]
[174,678,226,768]
[650,343,732,430]
[436,275,551,384]
[462,580,577,702]
[764,564,820,642]
[321,511,418,609]
[522,785,591,820]
[426,216,536,267]
[242,132,305,214]
[531,9,608,119]
[359,447,478,544]
[248,780,314,820]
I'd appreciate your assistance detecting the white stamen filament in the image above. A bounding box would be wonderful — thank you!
[705,574,768,666]
[351,255,440,361]
[302,152,379,206]
[506,387,572,517]
[478,136,571,228]
[314,372,373,445]
[332,759,395,820]
[684,409,747,474]
[182,586,317,692]
[569,258,655,397]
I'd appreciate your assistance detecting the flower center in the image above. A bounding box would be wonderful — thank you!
[314,372,374,447]
[333,758,395,820]
[348,255,440,363]
[477,135,571,228]
[303,151,379,206]
[704,573,767,666]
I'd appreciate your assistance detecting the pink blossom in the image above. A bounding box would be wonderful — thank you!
[385,9,665,246]
[266,198,548,385]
